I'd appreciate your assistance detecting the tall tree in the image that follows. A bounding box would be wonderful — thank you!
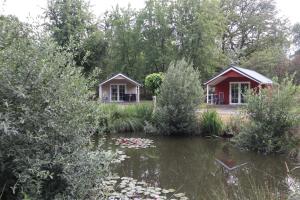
[138,0,175,74]
[220,0,289,61]
[46,0,107,77]
[46,0,93,46]
[173,0,226,79]
[102,6,145,80]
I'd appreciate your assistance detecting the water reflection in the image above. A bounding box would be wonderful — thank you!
[108,134,300,199]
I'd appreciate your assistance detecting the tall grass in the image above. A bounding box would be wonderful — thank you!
[99,102,153,133]
[200,110,223,136]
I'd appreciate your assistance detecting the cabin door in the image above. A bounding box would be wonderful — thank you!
[230,82,250,104]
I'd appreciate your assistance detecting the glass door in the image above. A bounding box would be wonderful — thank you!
[230,83,239,104]
[111,85,118,101]
[230,82,250,104]
[110,85,126,102]
[119,85,125,101]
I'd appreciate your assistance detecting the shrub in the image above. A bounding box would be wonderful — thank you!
[201,110,223,136]
[154,59,203,135]
[0,18,111,199]
[145,72,164,96]
[233,76,300,154]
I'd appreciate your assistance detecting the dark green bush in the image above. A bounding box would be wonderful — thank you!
[0,17,111,199]
[154,59,203,135]
[233,77,299,154]
[201,110,223,136]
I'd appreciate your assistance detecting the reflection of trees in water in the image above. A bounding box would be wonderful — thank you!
[157,137,221,199]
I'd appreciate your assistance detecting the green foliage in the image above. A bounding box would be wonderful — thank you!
[102,0,225,81]
[46,0,93,46]
[220,0,289,61]
[144,72,164,95]
[0,18,111,199]
[233,76,300,154]
[201,110,223,136]
[240,47,289,79]
[99,103,153,133]
[154,59,203,135]
[102,6,145,80]
[45,0,108,77]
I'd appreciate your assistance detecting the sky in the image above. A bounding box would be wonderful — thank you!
[0,0,300,25]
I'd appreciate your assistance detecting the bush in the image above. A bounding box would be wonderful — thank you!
[201,110,223,136]
[154,59,203,135]
[0,17,111,199]
[233,76,300,154]
[144,72,164,96]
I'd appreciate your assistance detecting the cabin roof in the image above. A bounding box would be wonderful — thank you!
[204,66,273,85]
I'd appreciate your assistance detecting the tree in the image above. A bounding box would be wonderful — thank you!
[102,0,226,81]
[220,0,289,61]
[46,0,108,77]
[45,0,94,46]
[0,17,111,199]
[138,0,175,73]
[144,72,164,96]
[240,46,289,79]
[173,0,226,79]
[154,59,203,135]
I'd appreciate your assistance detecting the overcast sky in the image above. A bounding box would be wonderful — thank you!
[1,0,300,25]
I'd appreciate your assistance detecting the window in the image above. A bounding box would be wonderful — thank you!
[111,85,118,101]
[110,84,126,102]
[119,85,125,101]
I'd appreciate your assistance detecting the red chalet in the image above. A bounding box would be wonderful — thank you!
[204,66,273,105]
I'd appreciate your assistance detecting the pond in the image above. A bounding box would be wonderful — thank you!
[105,133,300,200]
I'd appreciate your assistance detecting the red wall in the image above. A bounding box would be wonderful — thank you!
[214,70,260,104]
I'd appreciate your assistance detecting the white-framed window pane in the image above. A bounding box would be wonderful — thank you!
[111,85,118,101]
[119,85,125,101]
[231,83,239,103]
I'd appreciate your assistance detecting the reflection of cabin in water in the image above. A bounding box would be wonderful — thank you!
[204,66,273,105]
[99,73,141,103]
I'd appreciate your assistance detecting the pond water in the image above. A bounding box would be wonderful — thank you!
[105,133,300,200]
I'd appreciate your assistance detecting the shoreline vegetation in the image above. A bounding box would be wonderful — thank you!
[99,73,299,157]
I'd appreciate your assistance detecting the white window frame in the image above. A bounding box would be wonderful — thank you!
[229,82,250,105]
[110,84,127,102]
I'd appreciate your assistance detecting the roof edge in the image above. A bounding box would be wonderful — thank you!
[99,73,141,86]
[204,66,273,85]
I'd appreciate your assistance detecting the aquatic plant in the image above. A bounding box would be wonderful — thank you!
[101,176,188,199]
[113,137,155,149]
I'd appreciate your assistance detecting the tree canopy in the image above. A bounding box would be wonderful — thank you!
[43,0,298,84]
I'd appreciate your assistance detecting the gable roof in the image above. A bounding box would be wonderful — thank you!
[204,66,273,85]
[99,73,141,86]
